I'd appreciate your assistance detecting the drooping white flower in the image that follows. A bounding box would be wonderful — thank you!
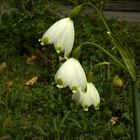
[39,17,74,59]
[72,82,100,111]
[55,58,87,93]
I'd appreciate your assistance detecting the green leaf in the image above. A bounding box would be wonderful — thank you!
[121,112,132,122]
[68,118,82,129]
[33,124,48,136]
[107,32,137,81]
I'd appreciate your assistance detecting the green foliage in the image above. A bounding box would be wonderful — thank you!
[0,0,139,139]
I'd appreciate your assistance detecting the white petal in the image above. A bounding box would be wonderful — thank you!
[63,20,74,58]
[40,18,74,57]
[87,82,100,108]
[43,18,69,44]
[55,58,76,88]
[75,82,100,111]
[79,90,93,111]
[53,18,74,57]
[72,61,87,91]
[55,58,87,92]
[67,58,87,92]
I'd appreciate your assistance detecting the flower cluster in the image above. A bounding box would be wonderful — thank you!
[39,11,100,111]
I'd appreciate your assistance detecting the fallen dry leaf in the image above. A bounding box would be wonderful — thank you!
[5,81,13,92]
[110,116,119,125]
[25,76,39,86]
[42,47,48,51]
[0,62,7,70]
[26,55,38,65]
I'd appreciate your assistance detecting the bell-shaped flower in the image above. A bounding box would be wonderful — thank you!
[39,17,74,59]
[72,82,100,111]
[55,58,87,93]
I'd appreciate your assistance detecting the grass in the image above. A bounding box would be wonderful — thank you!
[0,0,140,139]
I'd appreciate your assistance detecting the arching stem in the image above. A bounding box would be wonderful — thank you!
[78,42,128,72]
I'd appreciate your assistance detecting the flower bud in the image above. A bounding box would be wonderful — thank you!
[113,75,124,87]
[69,5,82,20]
[72,46,81,59]
[87,71,93,83]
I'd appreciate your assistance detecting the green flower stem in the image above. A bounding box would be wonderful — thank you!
[80,2,136,81]
[72,46,81,59]
[132,81,140,140]
[80,3,111,32]
[90,61,110,80]
[87,62,110,82]
[87,71,93,82]
[92,62,110,71]
[78,42,128,72]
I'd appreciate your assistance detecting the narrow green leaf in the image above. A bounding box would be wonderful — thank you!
[108,32,137,81]
[33,125,48,136]
[62,111,70,124]
[68,118,82,129]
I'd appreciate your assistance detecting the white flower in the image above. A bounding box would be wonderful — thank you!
[72,82,100,111]
[39,17,74,59]
[55,58,87,93]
